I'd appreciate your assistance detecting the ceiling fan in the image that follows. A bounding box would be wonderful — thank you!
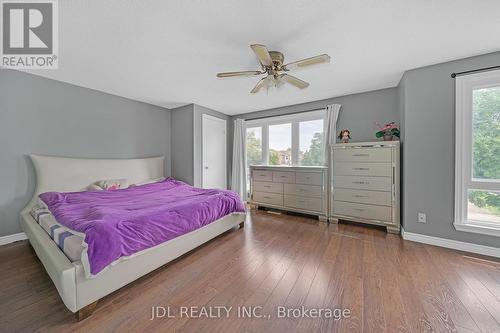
[216,44,330,93]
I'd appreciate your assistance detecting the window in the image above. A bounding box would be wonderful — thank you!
[455,70,500,236]
[246,127,262,167]
[246,127,262,185]
[243,110,325,188]
[269,123,292,165]
[299,119,324,166]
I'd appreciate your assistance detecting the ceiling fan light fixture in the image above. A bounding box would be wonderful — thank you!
[216,44,330,93]
[261,75,285,92]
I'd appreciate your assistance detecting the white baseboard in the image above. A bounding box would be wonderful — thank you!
[401,228,500,258]
[0,232,27,246]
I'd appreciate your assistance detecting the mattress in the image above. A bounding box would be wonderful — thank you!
[30,205,83,262]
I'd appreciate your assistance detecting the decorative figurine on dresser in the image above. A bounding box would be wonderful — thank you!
[338,129,351,143]
[330,141,400,233]
[249,165,328,222]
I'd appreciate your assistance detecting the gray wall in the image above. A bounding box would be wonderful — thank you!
[171,104,195,184]
[231,87,399,143]
[399,51,500,248]
[171,104,231,188]
[0,69,171,236]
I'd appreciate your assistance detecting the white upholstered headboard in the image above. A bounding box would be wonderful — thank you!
[24,154,164,211]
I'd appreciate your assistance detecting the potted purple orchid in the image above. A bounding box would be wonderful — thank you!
[376,122,400,141]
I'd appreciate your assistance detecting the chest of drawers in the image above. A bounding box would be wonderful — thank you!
[249,165,328,221]
[330,142,400,233]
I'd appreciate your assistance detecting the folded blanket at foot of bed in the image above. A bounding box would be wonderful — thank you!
[30,205,84,262]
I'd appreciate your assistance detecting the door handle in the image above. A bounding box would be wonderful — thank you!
[204,166,209,169]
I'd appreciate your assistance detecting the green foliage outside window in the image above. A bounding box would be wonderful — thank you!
[472,88,500,179]
[468,87,500,217]
[246,130,324,166]
[269,150,279,165]
[301,132,324,166]
[246,130,262,167]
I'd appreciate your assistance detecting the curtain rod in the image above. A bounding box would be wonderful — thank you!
[243,107,324,121]
[451,65,500,78]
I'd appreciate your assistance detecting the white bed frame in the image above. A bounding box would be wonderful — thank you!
[20,155,245,320]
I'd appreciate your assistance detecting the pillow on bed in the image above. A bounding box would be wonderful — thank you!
[130,177,166,187]
[87,184,103,190]
[88,178,128,191]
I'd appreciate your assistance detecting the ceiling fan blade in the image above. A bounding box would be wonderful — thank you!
[250,44,273,67]
[282,54,330,71]
[279,74,309,89]
[250,77,267,93]
[216,70,263,78]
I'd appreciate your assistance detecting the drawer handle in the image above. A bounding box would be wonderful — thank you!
[297,200,306,203]
[264,185,272,188]
[353,167,369,171]
[299,189,307,191]
[353,181,369,184]
[263,196,272,199]
[353,195,368,198]
[353,208,365,211]
[352,154,369,157]
[259,174,267,176]
[280,175,287,178]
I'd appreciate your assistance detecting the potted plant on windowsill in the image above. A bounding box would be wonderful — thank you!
[376,122,400,141]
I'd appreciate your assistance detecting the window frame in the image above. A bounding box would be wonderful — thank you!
[454,69,500,237]
[244,110,326,166]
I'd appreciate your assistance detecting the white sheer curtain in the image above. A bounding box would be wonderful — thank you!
[324,104,341,162]
[231,118,247,199]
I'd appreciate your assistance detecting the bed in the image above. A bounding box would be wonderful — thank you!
[20,154,246,320]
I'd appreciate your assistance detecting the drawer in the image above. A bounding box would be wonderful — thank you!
[295,172,323,185]
[253,181,283,194]
[252,170,273,182]
[285,184,322,198]
[333,201,392,222]
[284,195,322,212]
[333,189,391,206]
[273,171,296,183]
[334,162,391,177]
[334,148,391,162]
[253,192,283,206]
[334,176,392,191]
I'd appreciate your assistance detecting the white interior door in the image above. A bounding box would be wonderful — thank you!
[202,114,227,189]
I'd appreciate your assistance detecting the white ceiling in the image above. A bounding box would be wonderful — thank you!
[27,0,500,115]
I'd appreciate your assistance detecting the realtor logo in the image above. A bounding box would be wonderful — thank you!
[1,0,58,69]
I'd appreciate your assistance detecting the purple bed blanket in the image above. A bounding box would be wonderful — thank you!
[39,178,245,276]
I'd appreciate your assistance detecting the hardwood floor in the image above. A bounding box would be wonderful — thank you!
[1,210,499,333]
